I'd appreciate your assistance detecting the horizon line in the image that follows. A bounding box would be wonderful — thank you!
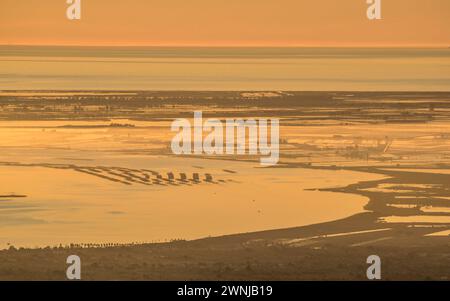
[1,43,449,49]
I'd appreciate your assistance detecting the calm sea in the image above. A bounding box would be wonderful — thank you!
[0,46,449,91]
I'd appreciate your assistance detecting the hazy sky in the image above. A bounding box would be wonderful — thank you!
[1,0,449,46]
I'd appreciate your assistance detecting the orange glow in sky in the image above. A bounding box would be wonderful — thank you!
[1,0,449,47]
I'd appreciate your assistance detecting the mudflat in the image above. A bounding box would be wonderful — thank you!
[0,91,449,280]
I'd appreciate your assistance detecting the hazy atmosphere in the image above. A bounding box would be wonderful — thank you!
[1,0,450,46]
[0,0,449,282]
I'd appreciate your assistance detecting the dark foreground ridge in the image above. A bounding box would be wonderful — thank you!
[0,210,448,281]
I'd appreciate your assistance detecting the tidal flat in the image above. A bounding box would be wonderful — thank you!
[0,91,449,280]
